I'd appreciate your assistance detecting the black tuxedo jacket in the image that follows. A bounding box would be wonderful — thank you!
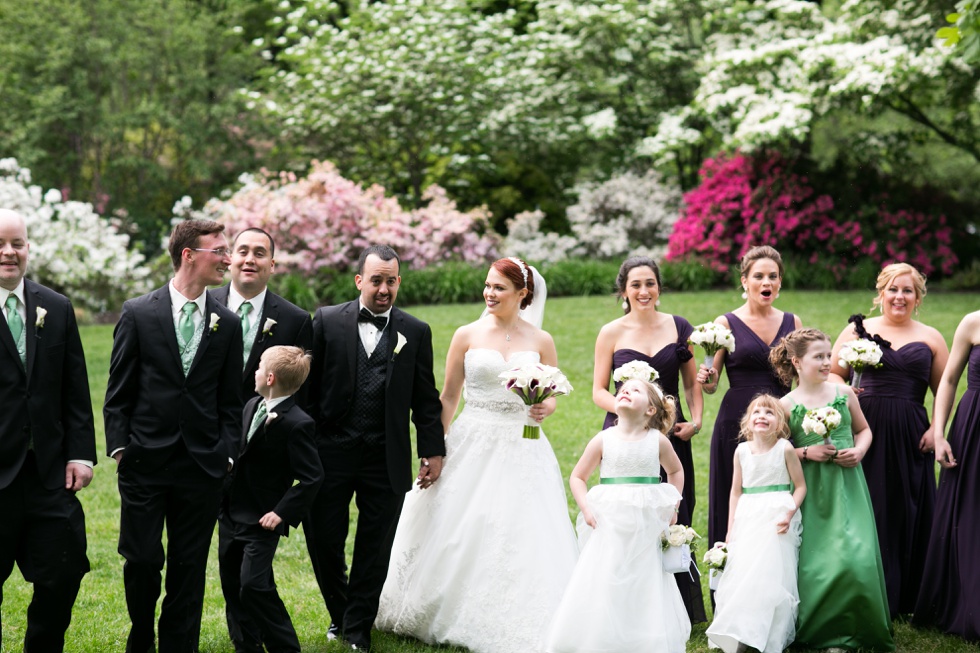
[0,279,96,490]
[208,285,313,402]
[307,300,444,493]
[226,396,323,535]
[103,284,243,478]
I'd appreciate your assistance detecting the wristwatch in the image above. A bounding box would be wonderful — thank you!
[692,422,701,435]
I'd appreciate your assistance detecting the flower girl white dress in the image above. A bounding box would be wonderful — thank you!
[376,349,578,653]
[545,429,690,653]
[707,439,802,653]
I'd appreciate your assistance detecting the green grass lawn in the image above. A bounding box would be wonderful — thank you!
[3,290,979,652]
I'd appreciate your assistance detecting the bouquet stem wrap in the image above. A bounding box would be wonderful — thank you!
[499,363,573,440]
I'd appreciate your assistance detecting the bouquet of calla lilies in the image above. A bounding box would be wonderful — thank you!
[499,363,573,439]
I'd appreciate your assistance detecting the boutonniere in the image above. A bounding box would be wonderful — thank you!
[393,332,408,359]
[266,411,278,424]
[209,314,220,332]
[35,306,47,329]
[262,318,277,337]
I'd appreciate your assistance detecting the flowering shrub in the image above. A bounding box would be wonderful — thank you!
[504,170,681,263]
[666,151,958,279]
[0,157,151,313]
[186,160,499,274]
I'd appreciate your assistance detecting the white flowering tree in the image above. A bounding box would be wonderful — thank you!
[0,158,151,313]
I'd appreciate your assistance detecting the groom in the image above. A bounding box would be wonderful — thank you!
[304,244,444,651]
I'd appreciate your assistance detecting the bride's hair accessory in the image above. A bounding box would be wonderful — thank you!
[508,257,529,288]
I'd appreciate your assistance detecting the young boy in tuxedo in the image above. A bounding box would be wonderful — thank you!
[218,346,323,652]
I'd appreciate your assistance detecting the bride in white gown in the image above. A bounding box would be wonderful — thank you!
[376,257,579,653]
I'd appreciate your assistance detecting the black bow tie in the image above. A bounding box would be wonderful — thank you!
[358,307,388,331]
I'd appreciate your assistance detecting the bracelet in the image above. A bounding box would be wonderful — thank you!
[692,422,701,435]
[803,446,808,461]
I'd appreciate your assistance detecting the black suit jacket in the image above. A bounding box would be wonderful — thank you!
[208,285,313,402]
[103,284,243,478]
[307,301,444,493]
[226,396,323,535]
[0,279,96,490]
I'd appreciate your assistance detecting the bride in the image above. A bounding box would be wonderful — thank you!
[376,257,579,653]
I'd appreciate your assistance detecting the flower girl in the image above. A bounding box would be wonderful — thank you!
[545,379,691,653]
[706,394,806,653]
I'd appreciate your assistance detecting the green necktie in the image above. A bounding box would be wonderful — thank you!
[238,301,253,336]
[5,294,23,344]
[179,301,196,346]
[246,401,268,443]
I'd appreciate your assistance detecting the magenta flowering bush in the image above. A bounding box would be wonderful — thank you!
[667,152,958,280]
[195,161,499,274]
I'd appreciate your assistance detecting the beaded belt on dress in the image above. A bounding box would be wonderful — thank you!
[600,476,661,485]
[463,398,526,414]
[741,484,791,494]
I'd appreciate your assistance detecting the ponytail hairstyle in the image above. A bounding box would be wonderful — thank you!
[633,379,678,434]
[769,327,832,387]
[738,394,790,442]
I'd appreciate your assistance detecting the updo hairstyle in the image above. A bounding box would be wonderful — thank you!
[769,328,832,387]
[491,257,534,309]
[871,262,927,313]
[740,245,785,279]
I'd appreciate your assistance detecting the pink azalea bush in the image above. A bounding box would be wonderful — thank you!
[667,152,958,279]
[196,161,499,274]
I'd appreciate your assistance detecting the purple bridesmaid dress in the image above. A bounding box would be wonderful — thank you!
[913,345,980,641]
[706,312,795,547]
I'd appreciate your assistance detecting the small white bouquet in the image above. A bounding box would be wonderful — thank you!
[499,363,573,439]
[802,406,842,446]
[612,360,660,384]
[661,524,700,574]
[838,338,883,389]
[703,541,728,590]
[689,323,736,369]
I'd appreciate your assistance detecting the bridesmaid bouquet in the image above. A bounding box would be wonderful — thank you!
[802,406,842,446]
[499,363,573,439]
[612,360,660,384]
[703,542,728,590]
[689,323,736,369]
[661,524,700,574]
[838,338,883,389]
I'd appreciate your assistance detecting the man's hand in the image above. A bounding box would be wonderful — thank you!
[65,462,94,492]
[416,455,444,489]
[259,511,283,531]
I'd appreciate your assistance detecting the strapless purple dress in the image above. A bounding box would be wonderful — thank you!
[914,344,980,641]
[602,314,706,624]
[707,312,795,547]
[851,317,936,618]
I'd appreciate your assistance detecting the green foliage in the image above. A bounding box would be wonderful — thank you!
[939,259,980,289]
[937,2,980,62]
[660,259,724,291]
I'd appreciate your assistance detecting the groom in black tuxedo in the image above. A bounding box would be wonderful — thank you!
[0,208,96,652]
[209,227,313,402]
[104,219,243,653]
[304,245,444,651]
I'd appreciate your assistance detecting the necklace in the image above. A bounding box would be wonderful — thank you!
[503,321,519,342]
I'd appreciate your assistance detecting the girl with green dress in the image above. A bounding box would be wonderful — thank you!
[771,328,894,651]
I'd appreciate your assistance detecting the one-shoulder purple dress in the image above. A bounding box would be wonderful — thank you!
[851,317,936,618]
[707,312,795,547]
[914,345,980,641]
[602,314,706,624]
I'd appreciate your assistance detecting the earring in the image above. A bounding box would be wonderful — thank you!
[775,292,780,299]
[741,289,748,300]
[655,299,661,307]
[622,300,629,311]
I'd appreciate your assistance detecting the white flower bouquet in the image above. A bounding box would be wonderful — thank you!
[689,323,735,369]
[499,363,573,439]
[838,338,883,389]
[661,524,700,574]
[703,541,728,590]
[802,406,842,446]
[612,360,659,384]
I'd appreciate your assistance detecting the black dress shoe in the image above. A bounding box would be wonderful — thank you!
[344,631,371,652]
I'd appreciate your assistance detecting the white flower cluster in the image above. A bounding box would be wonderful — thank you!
[503,171,681,264]
[837,338,884,372]
[0,158,151,313]
[689,323,736,356]
[802,406,842,438]
[499,363,574,404]
[612,360,660,384]
[703,541,728,570]
[662,524,700,550]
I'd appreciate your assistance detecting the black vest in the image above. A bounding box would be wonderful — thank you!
[337,327,389,446]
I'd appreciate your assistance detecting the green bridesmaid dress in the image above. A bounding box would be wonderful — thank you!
[789,392,894,651]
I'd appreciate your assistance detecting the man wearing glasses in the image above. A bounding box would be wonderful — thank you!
[104,219,243,653]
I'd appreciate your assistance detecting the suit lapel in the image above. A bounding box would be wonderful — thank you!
[244,293,278,375]
[384,309,401,387]
[0,290,24,375]
[244,396,295,453]
[345,302,359,389]
[186,294,218,376]
[153,287,184,374]
[24,280,40,382]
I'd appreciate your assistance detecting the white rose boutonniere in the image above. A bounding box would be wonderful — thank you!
[393,332,408,357]
[262,318,277,336]
[209,314,220,332]
[35,307,47,329]
[266,411,278,424]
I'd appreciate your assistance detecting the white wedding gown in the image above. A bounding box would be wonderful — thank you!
[376,348,579,653]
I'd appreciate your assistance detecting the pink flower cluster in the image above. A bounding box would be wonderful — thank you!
[204,161,499,274]
[666,152,957,278]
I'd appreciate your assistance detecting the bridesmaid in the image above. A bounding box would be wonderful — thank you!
[913,309,980,641]
[592,255,706,624]
[829,263,948,618]
[697,245,801,547]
